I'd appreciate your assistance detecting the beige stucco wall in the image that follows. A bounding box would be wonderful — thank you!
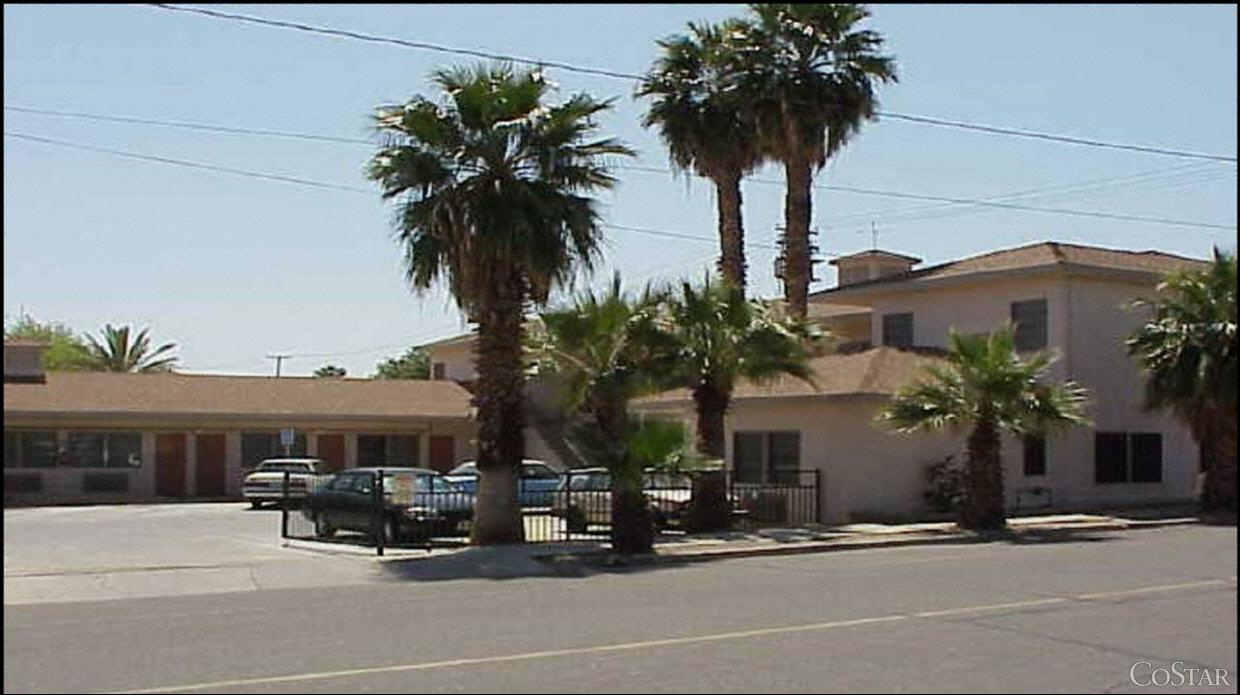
[427,340,477,382]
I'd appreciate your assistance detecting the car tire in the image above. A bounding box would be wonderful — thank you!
[250,500,263,509]
[314,513,335,539]
[565,506,588,534]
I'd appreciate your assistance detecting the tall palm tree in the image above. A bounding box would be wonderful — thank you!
[530,273,673,553]
[84,324,178,373]
[878,325,1089,530]
[661,275,824,459]
[732,3,897,317]
[1127,250,1237,513]
[637,20,764,291]
[366,63,633,545]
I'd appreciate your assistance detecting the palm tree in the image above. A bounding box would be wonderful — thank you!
[1126,250,1237,513]
[637,20,764,291]
[877,325,1089,530]
[366,63,633,545]
[731,3,898,317]
[530,273,674,553]
[661,275,824,459]
[84,324,178,373]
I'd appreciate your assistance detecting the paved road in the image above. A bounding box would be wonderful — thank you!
[4,509,1235,694]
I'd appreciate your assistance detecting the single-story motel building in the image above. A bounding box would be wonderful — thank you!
[4,342,477,505]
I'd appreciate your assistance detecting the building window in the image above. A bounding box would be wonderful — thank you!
[882,312,914,348]
[1011,299,1048,351]
[61,432,143,468]
[432,362,446,380]
[733,431,801,484]
[241,432,307,470]
[357,434,419,467]
[1023,434,1046,476]
[5,431,58,468]
[1095,431,1162,484]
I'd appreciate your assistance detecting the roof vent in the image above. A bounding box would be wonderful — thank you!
[829,250,922,287]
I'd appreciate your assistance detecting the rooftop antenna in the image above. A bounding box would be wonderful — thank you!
[871,222,878,250]
[267,353,292,377]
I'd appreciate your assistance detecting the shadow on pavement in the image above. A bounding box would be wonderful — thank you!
[375,543,697,582]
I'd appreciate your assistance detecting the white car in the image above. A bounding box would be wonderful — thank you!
[242,458,327,508]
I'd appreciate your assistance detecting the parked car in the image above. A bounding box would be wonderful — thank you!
[300,467,474,544]
[242,458,328,508]
[549,468,695,532]
[444,459,561,507]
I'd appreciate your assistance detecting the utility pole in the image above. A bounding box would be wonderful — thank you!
[871,222,878,250]
[267,353,292,377]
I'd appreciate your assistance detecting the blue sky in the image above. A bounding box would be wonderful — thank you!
[4,4,1236,377]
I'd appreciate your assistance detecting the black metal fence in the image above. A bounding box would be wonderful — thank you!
[278,468,820,555]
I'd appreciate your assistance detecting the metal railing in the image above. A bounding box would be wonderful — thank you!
[278,468,821,554]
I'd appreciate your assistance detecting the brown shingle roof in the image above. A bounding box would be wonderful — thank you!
[813,241,1209,296]
[3,372,474,419]
[633,346,946,405]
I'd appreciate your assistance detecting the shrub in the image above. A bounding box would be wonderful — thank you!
[924,454,966,514]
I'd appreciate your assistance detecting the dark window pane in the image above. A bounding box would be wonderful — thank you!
[882,313,913,348]
[106,433,143,468]
[733,433,764,484]
[1095,432,1128,483]
[388,435,418,467]
[1130,433,1162,483]
[20,432,58,468]
[1011,299,1048,351]
[242,433,277,469]
[1023,435,1047,476]
[65,433,106,467]
[432,363,446,380]
[5,432,19,468]
[358,435,386,467]
[768,432,801,484]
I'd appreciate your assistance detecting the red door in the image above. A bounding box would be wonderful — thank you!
[429,436,455,473]
[156,433,187,498]
[195,434,226,497]
[317,434,345,473]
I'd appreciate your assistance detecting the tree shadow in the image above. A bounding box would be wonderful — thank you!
[375,543,694,582]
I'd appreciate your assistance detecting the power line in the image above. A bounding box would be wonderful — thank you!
[4,131,372,194]
[7,129,1234,234]
[144,3,1238,164]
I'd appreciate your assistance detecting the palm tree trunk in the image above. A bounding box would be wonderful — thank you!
[592,400,654,554]
[693,384,730,460]
[961,415,1006,530]
[782,156,813,319]
[1203,408,1237,513]
[715,171,747,292]
[470,276,527,545]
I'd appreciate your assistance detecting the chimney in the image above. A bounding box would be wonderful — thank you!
[4,340,50,383]
[829,250,922,287]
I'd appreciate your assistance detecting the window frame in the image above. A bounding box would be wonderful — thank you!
[1010,298,1048,351]
[881,312,914,348]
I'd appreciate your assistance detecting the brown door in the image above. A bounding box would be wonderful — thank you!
[429,435,455,473]
[317,434,345,473]
[195,434,226,497]
[156,433,187,498]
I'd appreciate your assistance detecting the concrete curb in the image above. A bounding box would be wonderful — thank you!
[544,518,1210,568]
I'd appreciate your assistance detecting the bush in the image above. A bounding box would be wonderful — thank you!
[924,455,966,514]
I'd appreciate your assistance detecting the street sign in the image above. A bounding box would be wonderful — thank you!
[280,428,295,447]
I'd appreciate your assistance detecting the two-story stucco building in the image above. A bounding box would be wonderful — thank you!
[633,241,1209,523]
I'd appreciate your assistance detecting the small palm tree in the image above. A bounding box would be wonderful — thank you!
[1127,250,1237,513]
[661,275,824,459]
[877,325,1089,530]
[366,63,633,545]
[530,273,675,553]
[637,19,764,291]
[85,324,178,373]
[731,3,898,317]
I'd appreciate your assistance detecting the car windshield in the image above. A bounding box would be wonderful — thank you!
[258,463,313,473]
[568,473,610,491]
[645,473,691,489]
[447,463,477,476]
